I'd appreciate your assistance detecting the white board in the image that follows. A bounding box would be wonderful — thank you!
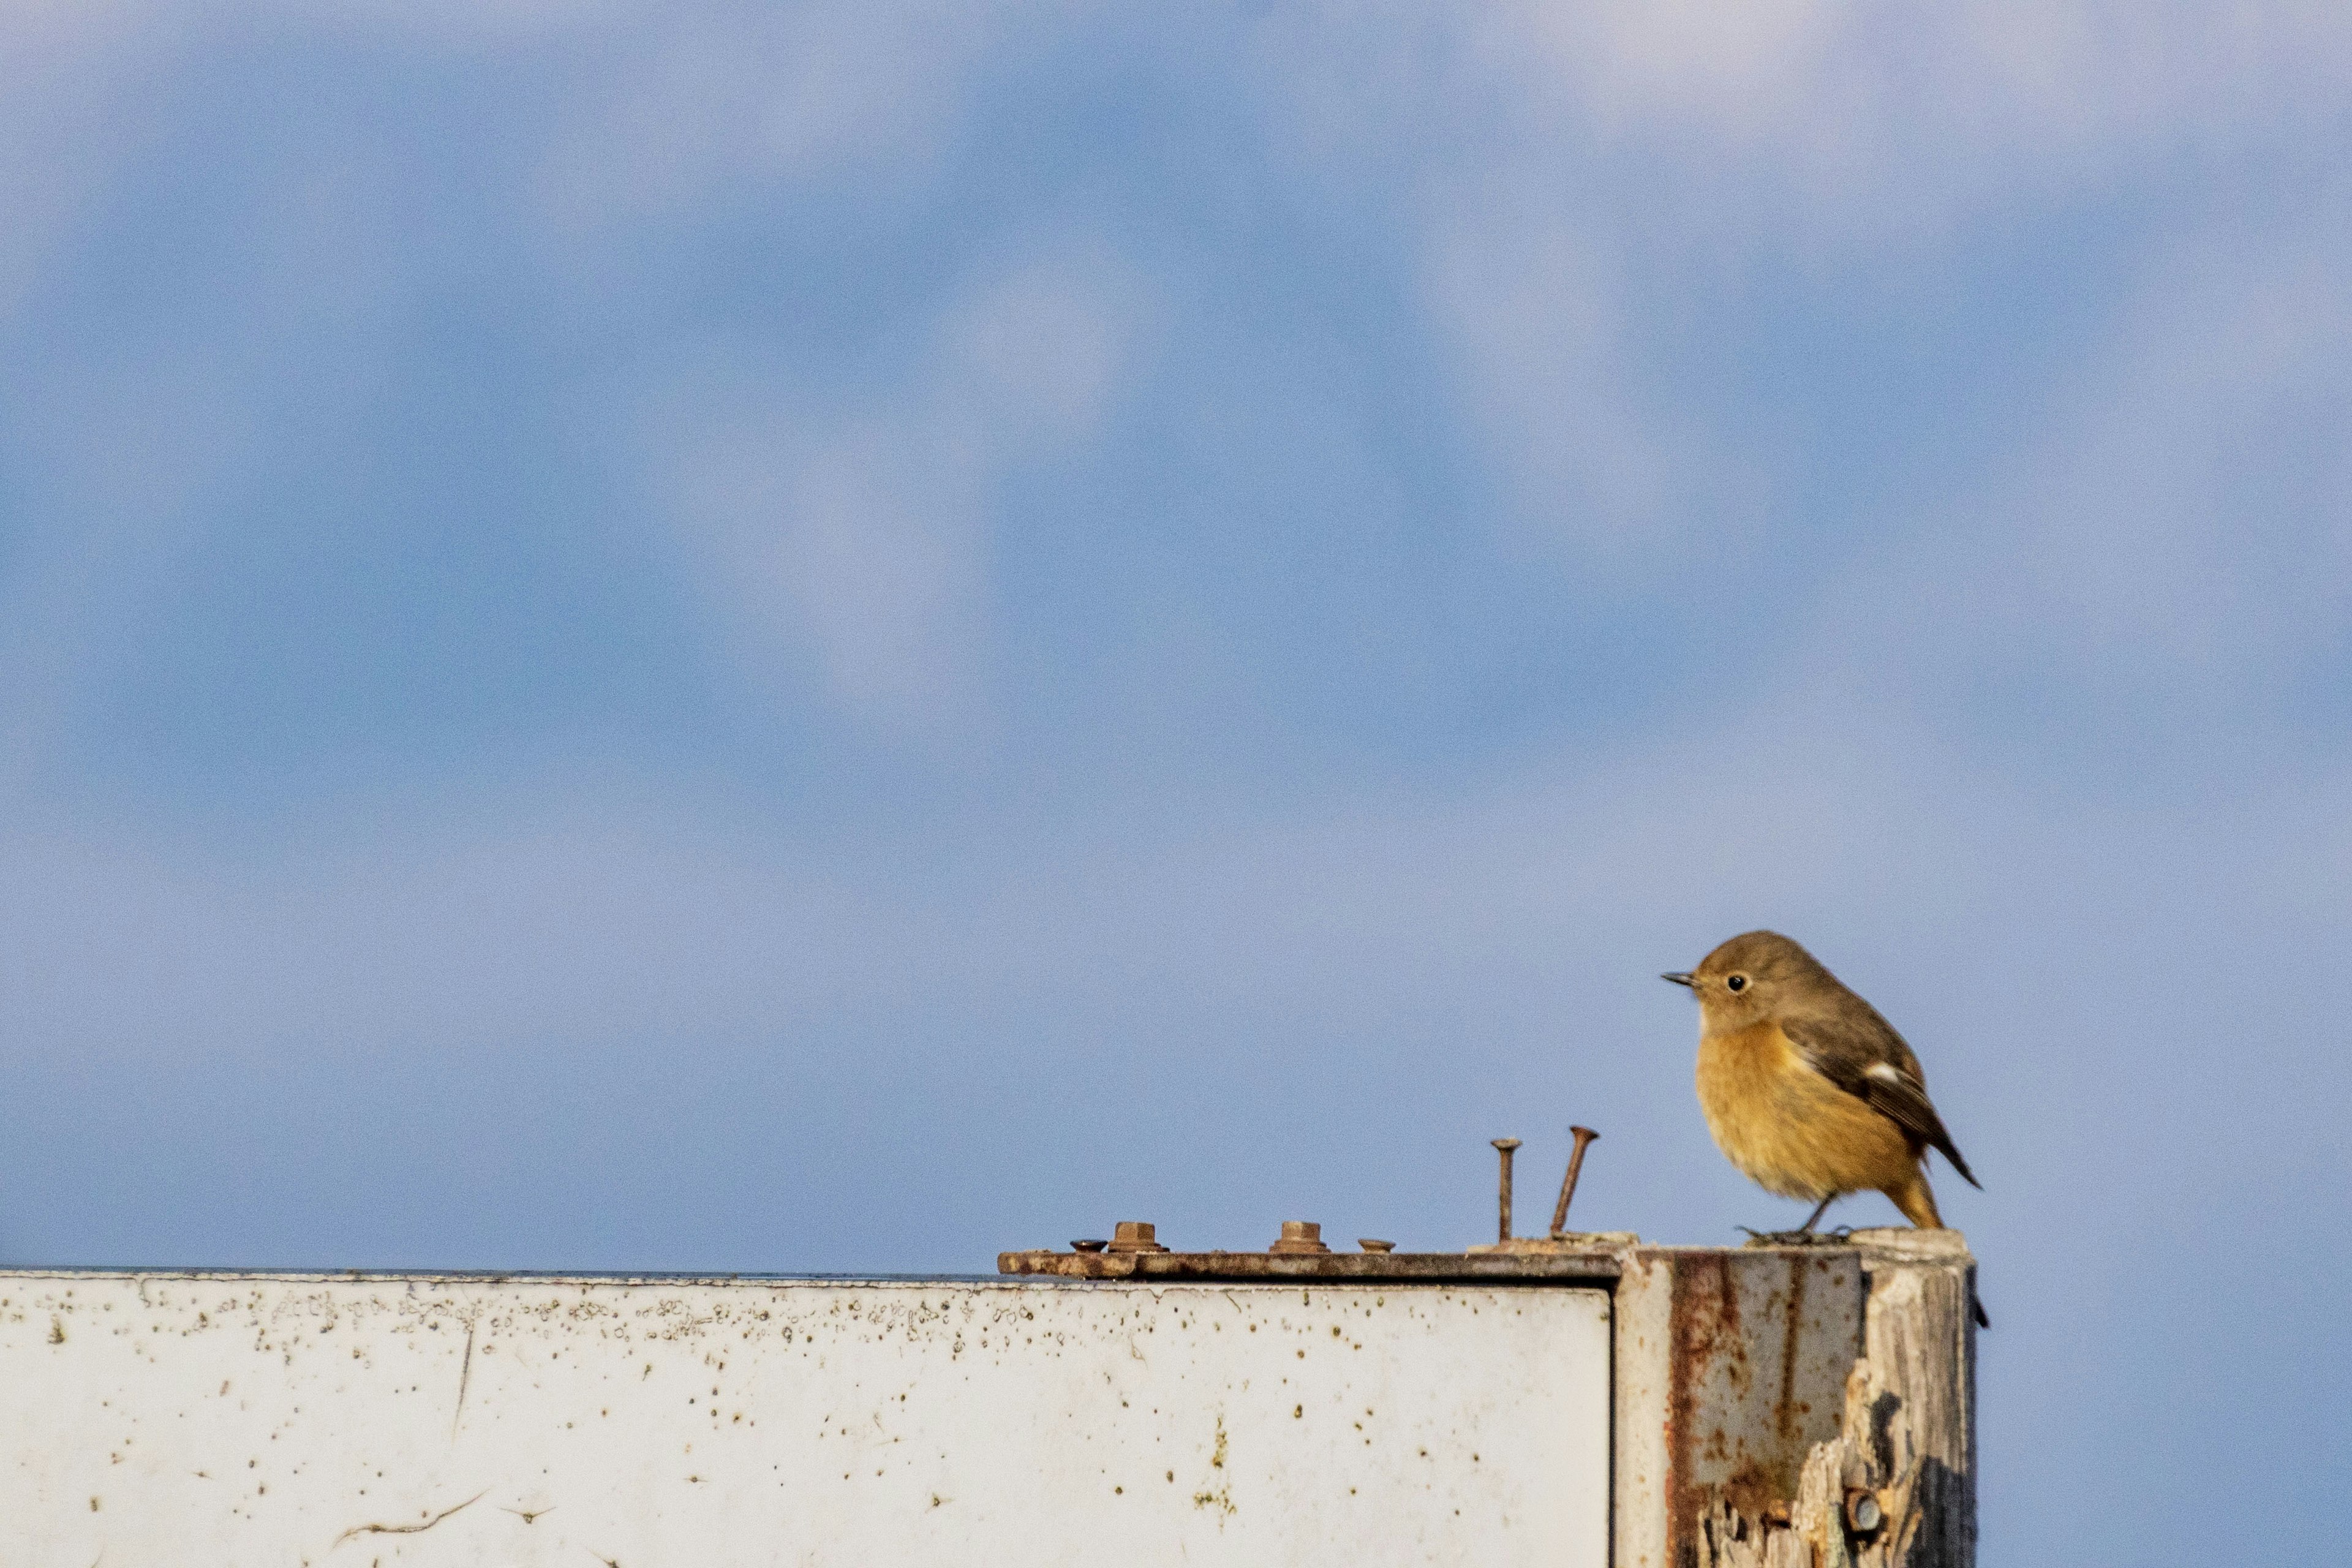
[0,1272,1610,1566]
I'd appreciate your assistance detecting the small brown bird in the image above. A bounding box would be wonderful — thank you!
[1664,930,1980,1237]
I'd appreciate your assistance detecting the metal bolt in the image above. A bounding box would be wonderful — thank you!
[1548,1126,1602,1238]
[1071,1239,1108,1254]
[1844,1488,1884,1535]
[1106,1221,1169,1255]
[1268,1221,1331,1256]
[1491,1138,1522,1243]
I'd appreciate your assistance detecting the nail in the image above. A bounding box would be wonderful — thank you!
[1491,1138,1521,1243]
[1548,1126,1601,1238]
[1844,1488,1884,1534]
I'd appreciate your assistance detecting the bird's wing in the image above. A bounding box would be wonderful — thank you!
[1783,1013,1981,1189]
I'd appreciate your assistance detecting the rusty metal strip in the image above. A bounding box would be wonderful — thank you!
[996,1249,1627,1282]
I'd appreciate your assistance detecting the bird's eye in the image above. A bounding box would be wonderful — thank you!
[1726,974,1747,992]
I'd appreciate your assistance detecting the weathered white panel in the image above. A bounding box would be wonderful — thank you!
[0,1273,1608,1566]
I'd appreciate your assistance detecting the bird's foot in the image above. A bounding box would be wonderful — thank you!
[1737,1225,1854,1248]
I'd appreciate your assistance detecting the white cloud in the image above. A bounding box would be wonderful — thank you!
[1243,2,2352,562]
[1419,214,1721,558]
[536,0,1038,229]
[1813,213,2352,709]
[0,1,185,325]
[262,0,643,45]
[1476,1,2352,233]
[4,681,2343,1153]
[0,3,1139,755]
[0,1,1045,326]
[664,240,1153,738]
[2021,247,2352,668]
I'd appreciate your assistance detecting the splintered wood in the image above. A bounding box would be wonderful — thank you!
[1695,1231,1978,1568]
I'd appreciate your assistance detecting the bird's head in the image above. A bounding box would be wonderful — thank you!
[1662,930,1825,1032]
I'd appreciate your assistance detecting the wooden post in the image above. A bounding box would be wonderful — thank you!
[1694,1227,1978,1568]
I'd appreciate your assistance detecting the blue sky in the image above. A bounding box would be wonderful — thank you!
[3,4,2349,1560]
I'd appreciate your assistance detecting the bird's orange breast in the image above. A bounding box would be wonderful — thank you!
[1695,1020,1920,1201]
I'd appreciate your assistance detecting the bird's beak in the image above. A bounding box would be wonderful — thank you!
[1660,971,1694,988]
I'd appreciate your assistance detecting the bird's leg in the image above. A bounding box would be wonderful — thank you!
[1738,1194,1845,1247]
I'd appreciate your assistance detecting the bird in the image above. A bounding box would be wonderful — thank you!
[1662,930,1981,1246]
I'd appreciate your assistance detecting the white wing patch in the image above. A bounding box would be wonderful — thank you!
[1866,1062,1909,1085]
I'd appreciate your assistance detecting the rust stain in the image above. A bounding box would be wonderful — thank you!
[1662,1249,1862,1568]
[1664,1252,1727,1566]
[1776,1256,1807,1447]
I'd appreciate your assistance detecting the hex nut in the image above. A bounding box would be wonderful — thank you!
[1268,1221,1332,1256]
[1106,1221,1169,1255]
